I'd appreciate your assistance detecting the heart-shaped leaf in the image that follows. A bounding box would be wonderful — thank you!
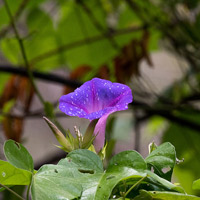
[4,140,34,172]
[0,160,31,185]
[145,142,176,181]
[31,165,82,200]
[59,149,103,173]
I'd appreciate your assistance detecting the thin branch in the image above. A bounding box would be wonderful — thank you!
[0,0,29,37]
[3,0,45,104]
[2,65,200,133]
[0,183,25,200]
[0,65,82,88]
[26,174,33,200]
[124,176,147,198]
[133,110,141,152]
[29,25,146,65]
[76,0,120,50]
[135,103,200,134]
[0,110,69,119]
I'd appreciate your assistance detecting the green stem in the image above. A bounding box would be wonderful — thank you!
[26,173,33,200]
[0,183,25,200]
[3,0,66,134]
[3,0,45,105]
[124,176,147,198]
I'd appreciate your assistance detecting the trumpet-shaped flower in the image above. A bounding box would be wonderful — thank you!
[59,78,133,152]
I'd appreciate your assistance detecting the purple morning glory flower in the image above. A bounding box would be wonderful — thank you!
[59,78,133,152]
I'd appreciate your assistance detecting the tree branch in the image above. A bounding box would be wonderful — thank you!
[76,0,120,50]
[29,25,146,65]
[3,0,45,104]
[135,103,200,134]
[1,65,200,134]
[0,65,82,88]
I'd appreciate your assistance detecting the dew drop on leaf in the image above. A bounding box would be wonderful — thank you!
[2,172,6,177]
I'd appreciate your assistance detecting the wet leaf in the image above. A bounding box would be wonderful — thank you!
[145,142,176,181]
[0,160,31,185]
[4,140,34,172]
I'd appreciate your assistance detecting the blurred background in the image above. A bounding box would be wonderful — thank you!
[0,0,200,197]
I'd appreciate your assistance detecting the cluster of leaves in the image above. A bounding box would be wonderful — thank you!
[0,0,155,71]
[0,139,200,199]
[140,0,200,194]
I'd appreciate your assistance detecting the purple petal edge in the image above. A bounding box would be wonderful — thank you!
[59,78,133,120]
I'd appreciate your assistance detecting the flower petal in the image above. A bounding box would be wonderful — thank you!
[93,114,109,152]
[59,78,133,120]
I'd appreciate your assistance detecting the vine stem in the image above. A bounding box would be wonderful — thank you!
[124,176,147,198]
[26,173,33,200]
[0,183,25,200]
[3,0,45,105]
[3,0,67,133]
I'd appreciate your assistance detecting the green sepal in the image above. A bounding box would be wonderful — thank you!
[43,117,73,152]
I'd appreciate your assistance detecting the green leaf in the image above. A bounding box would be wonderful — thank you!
[0,0,23,29]
[31,164,82,200]
[31,149,185,199]
[146,171,185,194]
[55,1,118,69]
[162,123,200,194]
[135,190,200,200]
[58,149,103,200]
[59,149,103,173]
[148,142,158,154]
[59,150,147,200]
[94,150,147,199]
[0,160,31,185]
[145,142,176,181]
[193,179,200,191]
[95,169,146,200]
[108,150,147,171]
[0,38,21,64]
[4,140,34,172]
